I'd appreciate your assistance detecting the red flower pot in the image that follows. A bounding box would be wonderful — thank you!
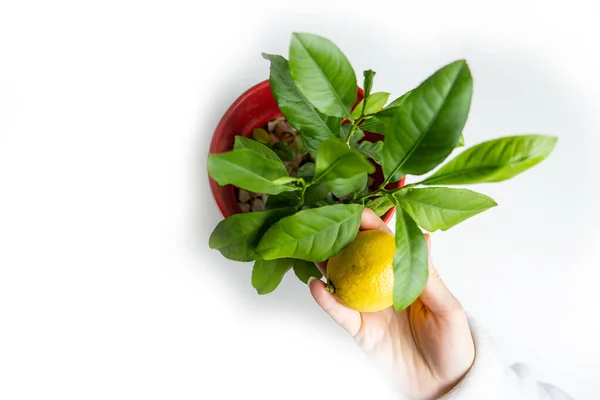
[208,80,404,223]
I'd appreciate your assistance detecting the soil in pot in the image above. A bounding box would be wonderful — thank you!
[235,116,377,213]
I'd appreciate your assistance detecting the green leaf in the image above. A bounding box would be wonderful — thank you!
[265,191,302,210]
[272,176,299,185]
[313,138,374,184]
[356,140,383,165]
[382,60,473,181]
[288,33,357,118]
[297,162,315,179]
[457,134,465,148]
[209,209,294,261]
[208,149,296,195]
[350,128,365,145]
[313,138,374,197]
[297,135,308,153]
[251,128,271,144]
[330,173,368,199]
[262,53,339,155]
[385,90,413,110]
[362,70,375,100]
[340,125,365,144]
[351,92,390,119]
[365,196,394,217]
[359,90,413,135]
[257,204,363,262]
[367,92,390,113]
[422,135,557,185]
[234,136,280,162]
[271,142,296,161]
[339,124,352,142]
[359,117,385,135]
[251,258,293,294]
[292,259,323,283]
[392,207,428,311]
[304,183,332,206]
[357,181,370,198]
[393,188,497,232]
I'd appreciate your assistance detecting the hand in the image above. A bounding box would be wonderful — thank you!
[308,209,475,400]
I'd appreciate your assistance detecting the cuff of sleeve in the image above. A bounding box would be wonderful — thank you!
[439,316,517,400]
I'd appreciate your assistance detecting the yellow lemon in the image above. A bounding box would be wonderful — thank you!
[326,230,395,312]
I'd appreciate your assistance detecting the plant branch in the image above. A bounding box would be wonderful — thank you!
[356,188,385,202]
[297,180,311,210]
[345,94,371,146]
[345,123,360,146]
[356,179,426,203]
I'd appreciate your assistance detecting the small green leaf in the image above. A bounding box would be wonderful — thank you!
[289,33,357,118]
[349,128,365,145]
[262,53,339,155]
[383,60,473,181]
[208,149,296,195]
[271,142,296,161]
[366,92,390,113]
[292,259,323,283]
[252,128,271,144]
[392,207,428,311]
[457,134,465,148]
[313,138,374,197]
[265,191,302,210]
[257,204,363,262]
[423,135,557,185]
[362,70,375,101]
[393,188,497,232]
[252,258,293,294]
[359,90,413,135]
[209,209,294,261]
[330,173,368,199]
[234,136,280,162]
[356,180,370,198]
[356,140,383,165]
[359,117,385,135]
[340,124,352,142]
[310,199,336,208]
[297,135,308,153]
[366,196,394,217]
[272,176,298,185]
[385,90,413,110]
[351,92,390,119]
[313,138,374,184]
[304,183,332,206]
[340,125,365,145]
[297,162,315,179]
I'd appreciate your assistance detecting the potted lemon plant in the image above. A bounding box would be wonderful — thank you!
[207,33,556,311]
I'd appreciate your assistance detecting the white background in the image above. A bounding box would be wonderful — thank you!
[1,0,599,399]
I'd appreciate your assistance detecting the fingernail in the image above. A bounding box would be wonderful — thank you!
[307,277,317,285]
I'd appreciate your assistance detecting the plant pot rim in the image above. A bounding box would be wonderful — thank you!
[209,80,272,155]
[208,79,404,223]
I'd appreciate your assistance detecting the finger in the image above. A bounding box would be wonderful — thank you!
[308,277,361,337]
[360,208,393,235]
[418,234,463,316]
[315,260,327,276]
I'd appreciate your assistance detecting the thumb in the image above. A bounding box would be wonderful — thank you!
[418,234,463,316]
[308,277,361,337]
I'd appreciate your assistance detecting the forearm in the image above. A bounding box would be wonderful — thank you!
[440,317,572,400]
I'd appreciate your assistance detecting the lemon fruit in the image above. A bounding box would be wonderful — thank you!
[326,230,395,312]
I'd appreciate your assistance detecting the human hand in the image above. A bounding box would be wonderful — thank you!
[308,209,475,400]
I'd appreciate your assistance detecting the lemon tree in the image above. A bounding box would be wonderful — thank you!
[208,32,556,311]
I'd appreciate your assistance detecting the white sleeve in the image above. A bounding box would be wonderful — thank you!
[440,318,573,400]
